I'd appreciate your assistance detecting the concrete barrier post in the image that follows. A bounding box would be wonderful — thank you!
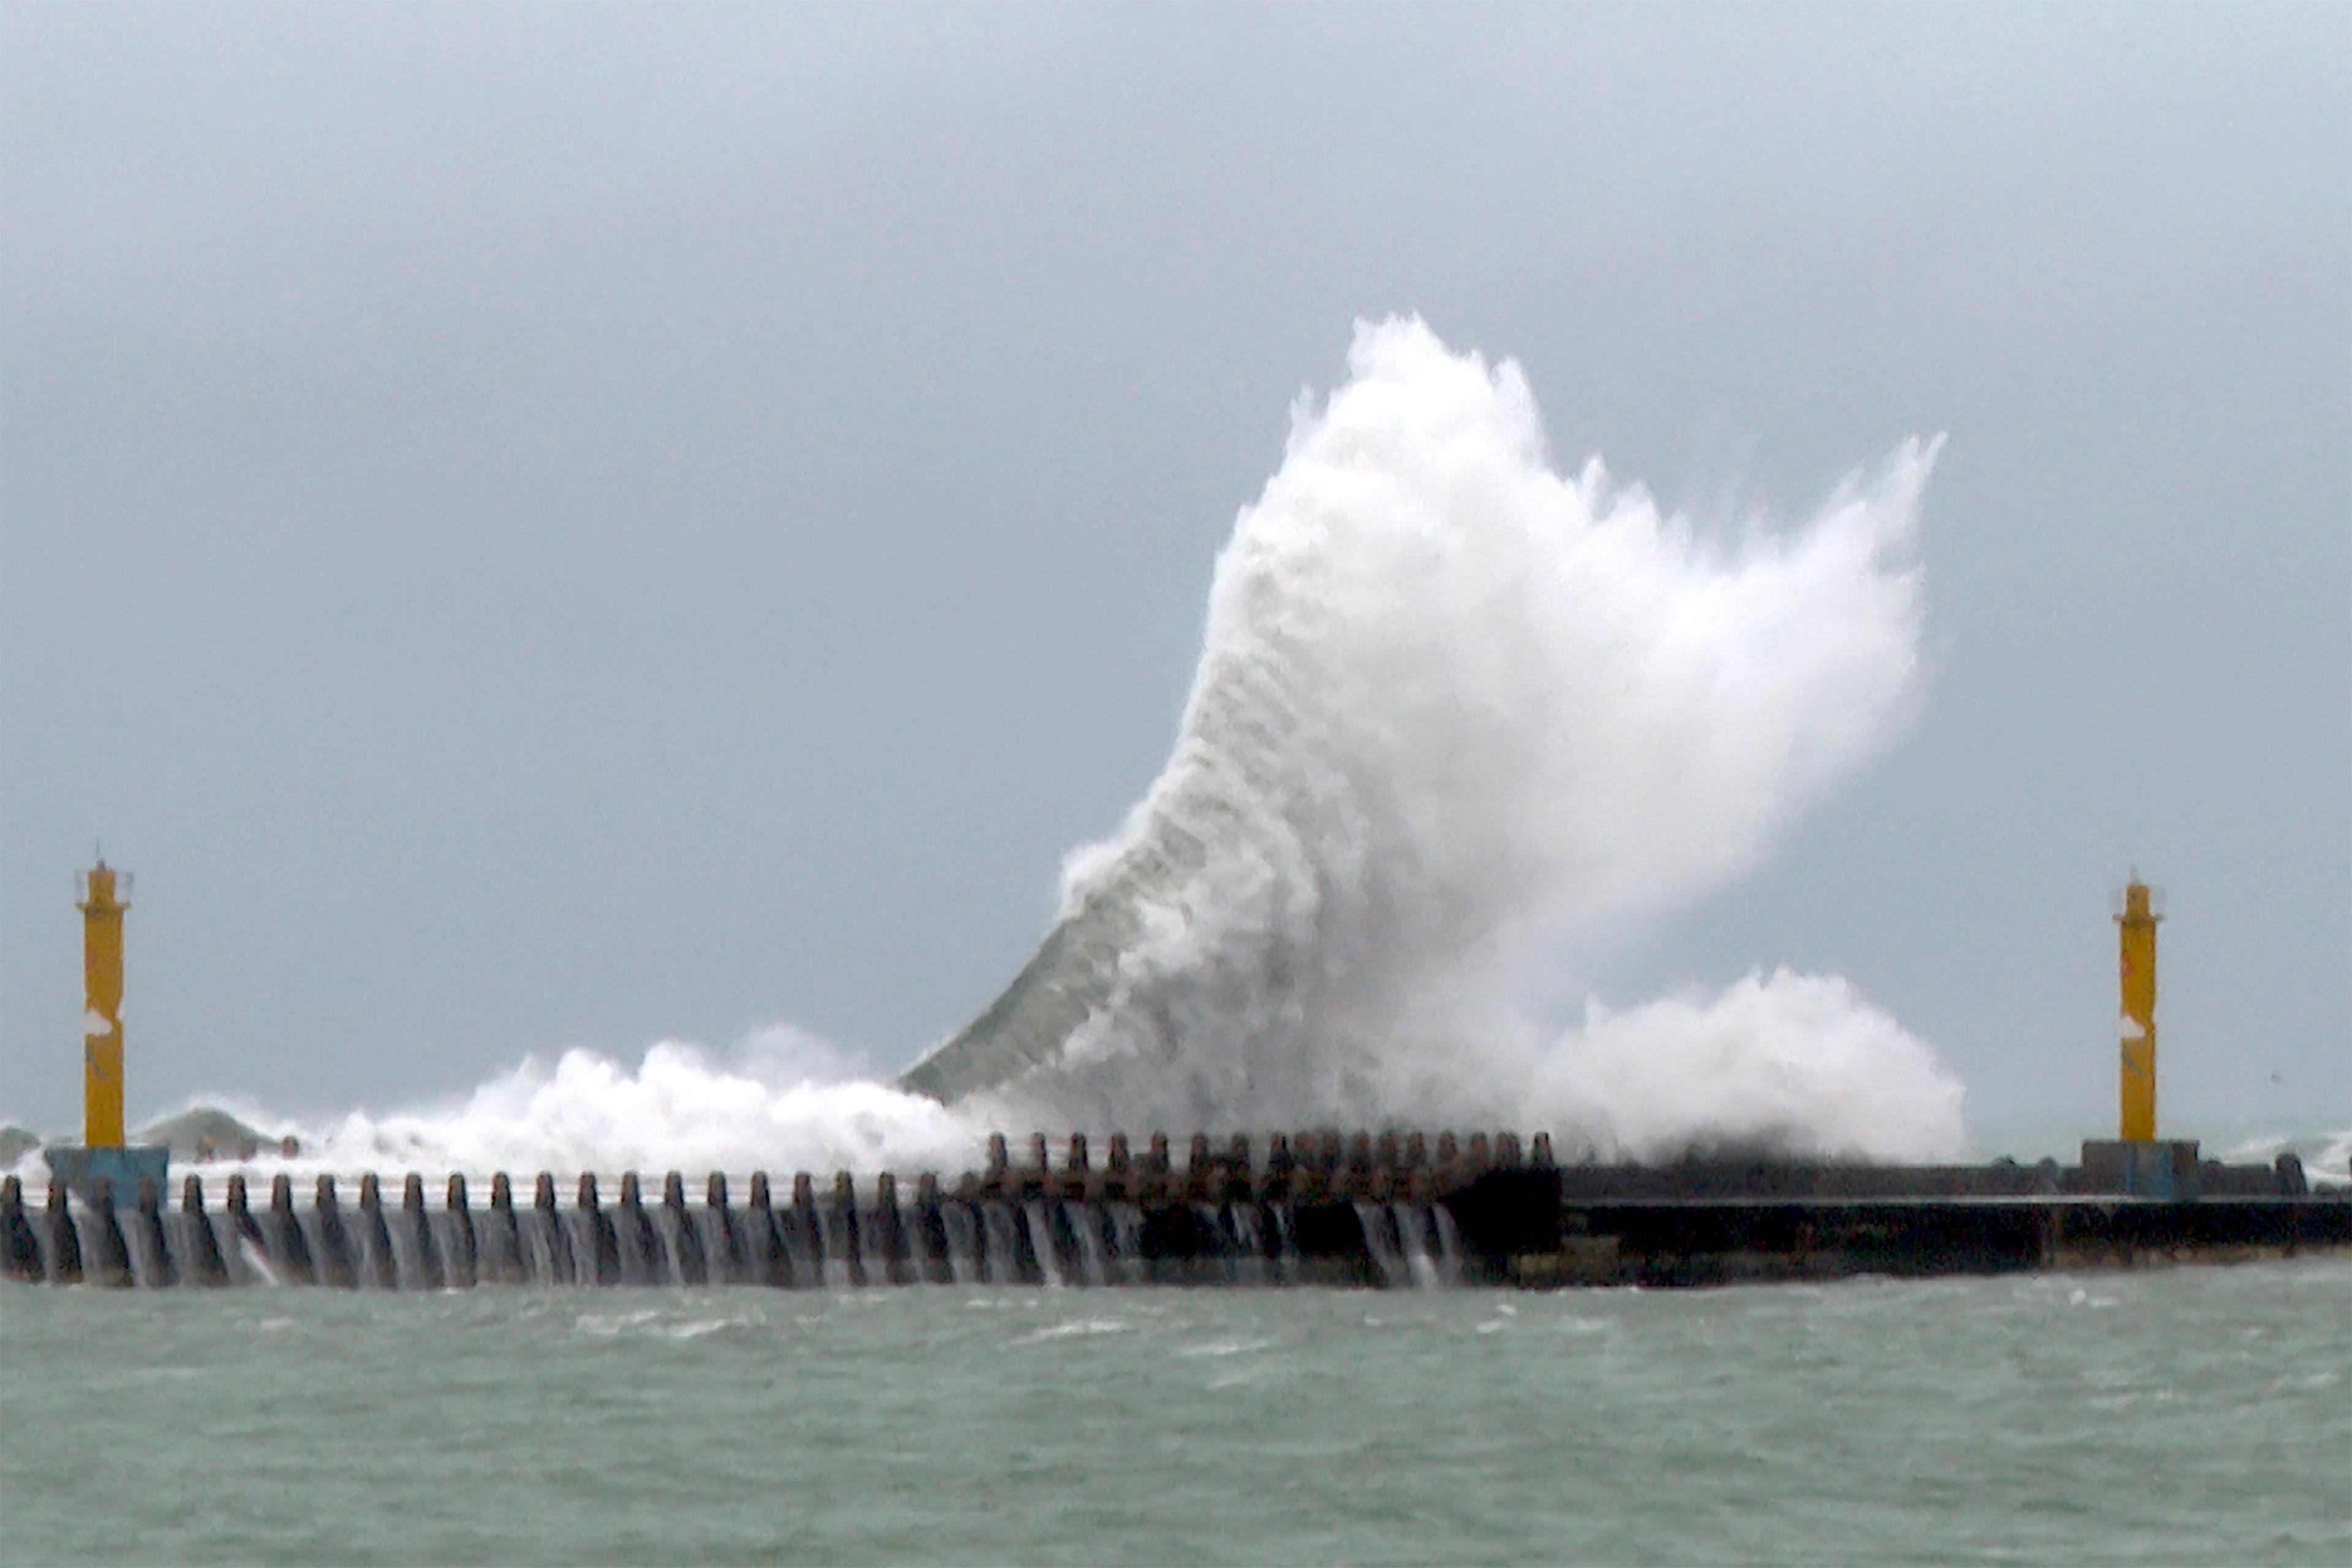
[88,1178,133,1286]
[704,1172,739,1284]
[180,1174,228,1286]
[663,1171,706,1284]
[788,1172,819,1283]
[784,1172,816,1281]
[443,1174,477,1289]
[136,1177,176,1287]
[243,1170,279,1278]
[913,1172,949,1284]
[312,1175,354,1287]
[616,1172,655,1284]
[2275,1153,2308,1196]
[578,1173,619,1285]
[534,1173,575,1284]
[402,1173,445,1291]
[355,1174,395,1288]
[1,1176,39,1283]
[224,1173,265,1281]
[1262,1133,1294,1202]
[483,1172,520,1284]
[1289,1135,1324,1202]
[745,1171,786,1287]
[1186,1134,1213,1200]
[830,1170,862,1286]
[44,1179,83,1284]
[873,1172,906,1284]
[355,1173,382,1276]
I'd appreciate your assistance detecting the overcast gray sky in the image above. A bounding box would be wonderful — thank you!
[4,3,2345,1143]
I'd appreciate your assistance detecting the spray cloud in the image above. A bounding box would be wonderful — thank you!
[932,317,1962,1158]
[12,319,1967,1176]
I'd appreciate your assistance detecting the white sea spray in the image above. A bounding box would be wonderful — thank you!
[8,320,1981,1175]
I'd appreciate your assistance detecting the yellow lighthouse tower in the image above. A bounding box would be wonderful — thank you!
[2082,873,2200,1197]
[81,859,129,1148]
[43,856,168,1204]
[2116,878,2159,1142]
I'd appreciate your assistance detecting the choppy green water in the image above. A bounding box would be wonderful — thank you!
[4,1262,2346,1566]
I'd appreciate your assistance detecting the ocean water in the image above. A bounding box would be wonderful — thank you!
[5,1262,2345,1566]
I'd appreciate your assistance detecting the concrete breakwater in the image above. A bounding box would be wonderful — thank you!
[6,1129,2345,1291]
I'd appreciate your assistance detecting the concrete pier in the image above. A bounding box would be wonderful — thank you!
[5,1134,2345,1292]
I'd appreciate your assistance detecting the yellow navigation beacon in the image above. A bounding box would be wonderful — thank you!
[80,859,129,1148]
[2116,878,2159,1142]
[42,856,168,1204]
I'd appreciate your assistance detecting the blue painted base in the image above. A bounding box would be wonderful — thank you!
[42,1145,171,1205]
[2080,1139,2202,1198]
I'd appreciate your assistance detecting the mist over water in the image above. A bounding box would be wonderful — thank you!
[12,321,1978,1177]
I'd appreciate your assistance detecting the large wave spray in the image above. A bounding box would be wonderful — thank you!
[7,319,1973,1177]
[918,317,1962,1157]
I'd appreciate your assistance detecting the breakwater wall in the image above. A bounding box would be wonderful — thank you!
[6,1129,2345,1291]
